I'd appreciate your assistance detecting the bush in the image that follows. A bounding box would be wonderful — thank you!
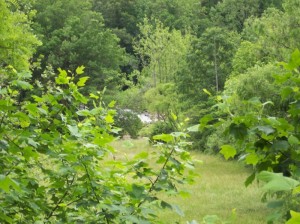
[114,109,143,138]
[138,124,153,137]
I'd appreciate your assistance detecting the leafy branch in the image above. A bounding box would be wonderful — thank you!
[46,174,76,220]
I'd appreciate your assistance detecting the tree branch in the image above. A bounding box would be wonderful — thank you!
[46,174,76,220]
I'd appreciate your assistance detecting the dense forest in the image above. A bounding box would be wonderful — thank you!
[1,0,300,223]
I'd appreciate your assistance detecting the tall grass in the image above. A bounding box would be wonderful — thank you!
[111,138,270,224]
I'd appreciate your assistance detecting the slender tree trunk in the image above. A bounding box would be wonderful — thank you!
[213,37,219,92]
[153,63,157,87]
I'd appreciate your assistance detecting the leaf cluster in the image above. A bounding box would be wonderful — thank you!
[0,67,195,223]
[214,50,300,223]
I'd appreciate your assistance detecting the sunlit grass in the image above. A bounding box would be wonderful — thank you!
[110,138,270,224]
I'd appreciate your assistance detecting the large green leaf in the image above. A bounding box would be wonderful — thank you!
[256,125,275,135]
[229,123,247,139]
[55,68,70,84]
[76,76,89,87]
[153,134,174,143]
[285,49,300,70]
[130,184,145,199]
[286,211,300,224]
[220,145,236,160]
[12,80,33,90]
[67,125,82,137]
[245,153,259,165]
[257,171,299,192]
[187,124,199,132]
[288,135,300,145]
[245,172,256,187]
[75,65,85,75]
[199,114,214,131]
[0,175,21,193]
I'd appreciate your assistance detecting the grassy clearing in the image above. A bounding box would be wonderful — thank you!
[110,138,270,224]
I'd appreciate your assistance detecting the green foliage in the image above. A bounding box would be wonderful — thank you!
[224,63,285,115]
[134,0,201,31]
[149,121,175,141]
[114,109,143,139]
[32,0,128,91]
[212,50,300,223]
[209,0,262,32]
[144,83,179,118]
[0,67,195,223]
[257,171,300,223]
[135,18,192,87]
[0,0,41,73]
[176,27,240,111]
[241,0,300,63]
[112,85,147,113]
[286,211,300,224]
[91,0,139,54]
[231,41,263,75]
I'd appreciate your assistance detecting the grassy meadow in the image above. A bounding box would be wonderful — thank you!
[111,138,270,224]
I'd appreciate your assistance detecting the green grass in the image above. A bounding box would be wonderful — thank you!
[111,138,270,224]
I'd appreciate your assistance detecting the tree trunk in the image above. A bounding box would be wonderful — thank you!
[213,37,219,92]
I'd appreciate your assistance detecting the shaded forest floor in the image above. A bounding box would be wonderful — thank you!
[111,138,270,224]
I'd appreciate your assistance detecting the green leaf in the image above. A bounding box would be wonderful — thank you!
[76,76,89,87]
[89,93,99,99]
[171,112,177,121]
[271,140,289,152]
[76,65,85,75]
[293,185,300,195]
[273,73,292,84]
[281,87,293,100]
[67,125,82,137]
[55,68,70,84]
[108,100,116,108]
[161,200,172,209]
[0,212,13,223]
[153,134,174,143]
[245,172,256,187]
[220,145,236,160]
[229,123,247,139]
[286,211,300,224]
[288,135,300,145]
[245,153,259,165]
[203,88,212,96]
[105,114,114,123]
[187,124,199,132]
[134,151,149,160]
[199,114,214,131]
[0,175,21,192]
[76,109,91,116]
[73,90,88,104]
[256,125,275,135]
[131,184,145,199]
[12,80,33,90]
[257,171,299,192]
[23,146,38,160]
[28,138,39,148]
[286,49,300,70]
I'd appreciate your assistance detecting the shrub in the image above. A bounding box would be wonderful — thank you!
[114,109,143,138]
[149,121,175,141]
